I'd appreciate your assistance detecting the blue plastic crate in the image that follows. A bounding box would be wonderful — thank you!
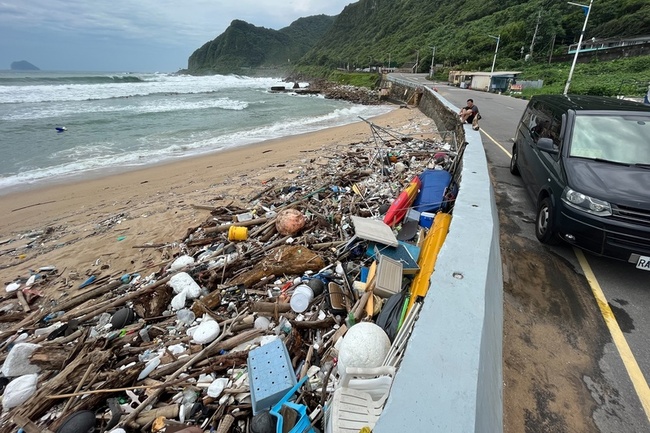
[248,338,297,415]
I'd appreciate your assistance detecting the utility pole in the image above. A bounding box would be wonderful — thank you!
[414,50,419,73]
[489,35,500,74]
[548,34,556,64]
[429,46,436,79]
[564,0,593,95]
[529,10,541,59]
[488,34,500,92]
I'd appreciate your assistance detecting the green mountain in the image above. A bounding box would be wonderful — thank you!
[187,0,648,77]
[299,0,650,71]
[187,15,336,74]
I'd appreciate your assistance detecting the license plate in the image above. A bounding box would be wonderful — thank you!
[636,255,650,271]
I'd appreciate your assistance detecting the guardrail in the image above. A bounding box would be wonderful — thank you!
[373,78,504,432]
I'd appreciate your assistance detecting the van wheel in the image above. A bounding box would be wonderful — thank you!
[509,145,520,176]
[535,197,559,245]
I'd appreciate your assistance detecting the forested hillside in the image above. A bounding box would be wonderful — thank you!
[187,0,649,78]
[299,0,649,71]
[187,15,336,74]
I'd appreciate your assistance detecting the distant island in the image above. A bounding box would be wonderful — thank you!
[11,60,40,71]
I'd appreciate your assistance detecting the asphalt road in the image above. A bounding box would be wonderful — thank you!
[391,73,650,432]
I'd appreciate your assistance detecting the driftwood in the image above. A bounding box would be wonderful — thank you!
[229,245,325,288]
[11,415,54,433]
[198,350,249,373]
[49,366,141,432]
[118,313,258,428]
[291,317,336,329]
[0,120,456,431]
[204,217,269,234]
[149,327,263,380]
[54,280,123,315]
[135,404,180,426]
[67,275,172,324]
[29,345,71,370]
[250,301,292,314]
[13,346,113,423]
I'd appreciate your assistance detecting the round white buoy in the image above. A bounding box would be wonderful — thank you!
[337,322,391,375]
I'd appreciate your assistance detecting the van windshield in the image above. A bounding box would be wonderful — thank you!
[569,114,650,164]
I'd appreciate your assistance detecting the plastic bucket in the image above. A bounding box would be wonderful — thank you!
[228,226,248,241]
[290,284,314,313]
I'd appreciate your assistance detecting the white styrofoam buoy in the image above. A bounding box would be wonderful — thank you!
[190,316,221,344]
[338,322,391,375]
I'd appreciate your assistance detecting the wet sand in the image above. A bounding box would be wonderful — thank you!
[0,106,435,298]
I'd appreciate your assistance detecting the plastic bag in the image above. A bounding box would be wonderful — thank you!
[3,373,38,409]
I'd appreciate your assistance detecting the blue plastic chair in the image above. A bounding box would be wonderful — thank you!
[269,376,316,433]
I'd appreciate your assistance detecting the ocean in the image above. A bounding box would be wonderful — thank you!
[0,71,393,195]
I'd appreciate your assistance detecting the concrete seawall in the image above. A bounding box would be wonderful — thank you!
[373,78,503,432]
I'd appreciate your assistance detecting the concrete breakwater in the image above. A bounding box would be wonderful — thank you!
[374,77,503,433]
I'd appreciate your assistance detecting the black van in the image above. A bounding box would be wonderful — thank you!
[509,94,650,269]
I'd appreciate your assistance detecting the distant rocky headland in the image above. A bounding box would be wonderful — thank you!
[10,60,40,71]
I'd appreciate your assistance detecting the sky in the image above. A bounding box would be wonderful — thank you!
[0,1,355,73]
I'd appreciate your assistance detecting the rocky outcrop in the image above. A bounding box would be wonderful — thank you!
[306,79,381,105]
[10,60,39,71]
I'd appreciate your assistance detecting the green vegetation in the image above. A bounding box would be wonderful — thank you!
[299,0,649,73]
[297,67,379,87]
[187,0,650,97]
[432,55,650,97]
[187,16,335,74]
[518,55,650,97]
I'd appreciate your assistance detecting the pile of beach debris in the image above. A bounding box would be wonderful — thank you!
[0,120,464,433]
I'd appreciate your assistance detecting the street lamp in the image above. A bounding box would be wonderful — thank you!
[429,46,436,79]
[563,0,593,95]
[488,34,500,91]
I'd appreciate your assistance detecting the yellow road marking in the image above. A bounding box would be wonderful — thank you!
[486,125,650,421]
[574,249,650,421]
[480,129,511,157]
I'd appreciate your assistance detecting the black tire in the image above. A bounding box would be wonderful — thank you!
[535,197,560,245]
[509,144,520,176]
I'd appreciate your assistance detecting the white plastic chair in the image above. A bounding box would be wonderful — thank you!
[324,365,396,433]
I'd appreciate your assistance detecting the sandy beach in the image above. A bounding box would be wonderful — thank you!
[0,106,435,300]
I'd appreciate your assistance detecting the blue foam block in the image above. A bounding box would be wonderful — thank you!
[248,339,297,415]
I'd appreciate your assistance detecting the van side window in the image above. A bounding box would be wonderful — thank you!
[549,117,562,148]
[530,111,552,144]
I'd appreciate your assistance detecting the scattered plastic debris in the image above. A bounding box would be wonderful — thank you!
[0,117,462,432]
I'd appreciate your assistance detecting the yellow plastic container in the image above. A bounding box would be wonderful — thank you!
[228,226,248,241]
[406,212,452,314]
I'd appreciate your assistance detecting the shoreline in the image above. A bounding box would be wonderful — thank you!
[0,106,435,292]
[0,107,393,198]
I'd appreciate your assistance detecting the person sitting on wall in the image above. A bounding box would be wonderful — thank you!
[459,99,481,130]
[459,99,479,124]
